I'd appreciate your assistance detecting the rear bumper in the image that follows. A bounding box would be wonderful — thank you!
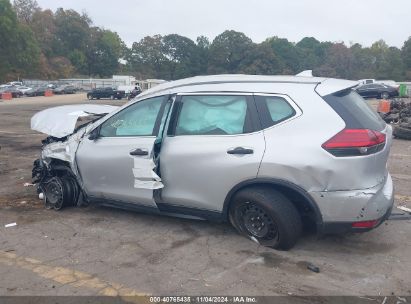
[320,203,393,234]
[310,173,394,234]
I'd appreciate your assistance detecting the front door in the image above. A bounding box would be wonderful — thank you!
[76,95,170,207]
[159,93,266,212]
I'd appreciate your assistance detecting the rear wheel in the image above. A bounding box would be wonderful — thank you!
[229,187,302,250]
[87,94,93,100]
[381,92,389,99]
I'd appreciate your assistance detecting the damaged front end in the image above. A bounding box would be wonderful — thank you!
[32,157,81,210]
[31,104,119,210]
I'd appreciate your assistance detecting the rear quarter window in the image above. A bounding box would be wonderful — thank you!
[255,95,296,129]
[322,89,386,131]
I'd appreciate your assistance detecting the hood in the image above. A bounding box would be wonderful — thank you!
[31,104,119,138]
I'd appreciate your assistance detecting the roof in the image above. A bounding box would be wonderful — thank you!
[137,74,358,98]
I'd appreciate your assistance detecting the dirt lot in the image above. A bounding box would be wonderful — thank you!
[0,94,410,296]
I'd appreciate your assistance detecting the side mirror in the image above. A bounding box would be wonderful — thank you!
[88,127,100,141]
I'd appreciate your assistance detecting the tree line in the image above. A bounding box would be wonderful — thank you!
[2,0,411,82]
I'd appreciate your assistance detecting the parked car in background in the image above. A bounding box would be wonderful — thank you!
[376,80,399,89]
[53,85,76,94]
[25,86,48,97]
[357,79,399,89]
[87,87,126,100]
[31,75,394,250]
[355,83,399,99]
[7,81,23,86]
[118,85,136,96]
[15,86,33,94]
[47,84,57,89]
[0,86,23,98]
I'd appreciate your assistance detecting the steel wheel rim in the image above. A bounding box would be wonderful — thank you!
[45,179,64,210]
[238,202,279,241]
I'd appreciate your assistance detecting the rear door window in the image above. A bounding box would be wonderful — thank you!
[322,89,386,131]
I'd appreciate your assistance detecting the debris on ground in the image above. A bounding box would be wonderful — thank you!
[307,263,320,273]
[4,223,17,228]
[397,206,411,213]
[393,123,411,140]
[379,99,411,124]
[23,183,35,187]
[378,99,411,140]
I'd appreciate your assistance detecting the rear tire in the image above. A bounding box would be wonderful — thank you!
[229,187,302,250]
[381,92,389,99]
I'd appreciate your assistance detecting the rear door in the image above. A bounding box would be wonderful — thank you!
[76,95,171,207]
[159,93,266,212]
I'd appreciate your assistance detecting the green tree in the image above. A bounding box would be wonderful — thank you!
[85,28,123,77]
[52,8,91,64]
[401,37,411,79]
[239,42,283,75]
[315,43,353,78]
[349,43,375,79]
[0,0,40,81]
[49,56,74,78]
[208,30,253,74]
[162,34,199,79]
[296,37,330,71]
[130,35,167,79]
[369,40,389,79]
[265,36,299,73]
[382,47,404,80]
[196,35,210,75]
[30,9,55,57]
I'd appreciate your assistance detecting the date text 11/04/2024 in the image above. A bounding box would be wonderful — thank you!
[149,297,257,303]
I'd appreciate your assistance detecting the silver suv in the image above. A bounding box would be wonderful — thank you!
[31,75,394,250]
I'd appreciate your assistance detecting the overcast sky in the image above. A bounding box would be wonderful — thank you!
[36,0,410,48]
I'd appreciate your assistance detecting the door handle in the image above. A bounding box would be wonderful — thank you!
[227,147,254,155]
[130,148,149,156]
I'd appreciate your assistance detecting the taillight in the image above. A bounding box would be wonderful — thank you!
[352,220,379,228]
[322,129,386,157]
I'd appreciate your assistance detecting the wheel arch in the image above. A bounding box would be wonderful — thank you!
[223,178,323,227]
